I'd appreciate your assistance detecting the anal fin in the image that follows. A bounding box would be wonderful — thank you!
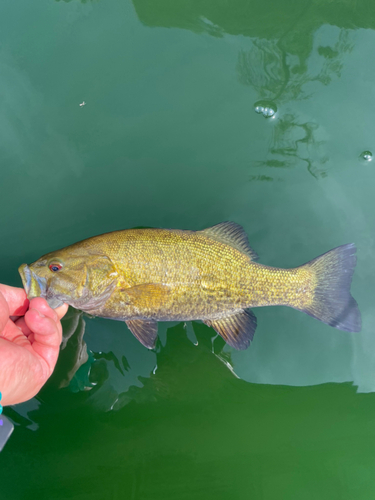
[204,309,257,350]
[126,319,158,349]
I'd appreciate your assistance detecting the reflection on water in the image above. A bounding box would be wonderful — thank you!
[133,0,375,35]
[252,113,328,179]
[6,321,375,500]
[237,31,353,104]
[133,0,357,178]
[7,367,375,499]
[237,30,353,178]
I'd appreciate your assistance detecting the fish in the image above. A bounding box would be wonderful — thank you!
[18,222,361,350]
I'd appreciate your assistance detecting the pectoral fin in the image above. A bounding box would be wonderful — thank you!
[126,319,158,349]
[121,283,171,308]
[204,309,257,350]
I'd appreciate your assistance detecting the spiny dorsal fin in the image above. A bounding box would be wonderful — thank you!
[200,222,258,260]
[126,319,158,349]
[203,309,257,350]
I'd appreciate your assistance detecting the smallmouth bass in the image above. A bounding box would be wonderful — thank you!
[18,222,361,350]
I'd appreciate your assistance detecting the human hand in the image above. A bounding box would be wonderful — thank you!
[0,284,68,406]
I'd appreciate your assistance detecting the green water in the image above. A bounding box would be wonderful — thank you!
[1,0,375,497]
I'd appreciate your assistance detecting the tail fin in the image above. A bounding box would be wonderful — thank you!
[301,244,361,332]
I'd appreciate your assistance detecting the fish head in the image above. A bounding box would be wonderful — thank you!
[19,248,119,310]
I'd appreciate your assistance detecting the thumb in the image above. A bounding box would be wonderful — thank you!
[25,308,62,376]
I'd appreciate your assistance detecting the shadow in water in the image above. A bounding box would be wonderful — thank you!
[48,308,89,390]
[37,319,227,412]
[4,321,375,499]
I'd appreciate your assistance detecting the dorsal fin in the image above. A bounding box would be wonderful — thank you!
[200,222,258,260]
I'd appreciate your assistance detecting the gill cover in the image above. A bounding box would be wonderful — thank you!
[68,254,119,311]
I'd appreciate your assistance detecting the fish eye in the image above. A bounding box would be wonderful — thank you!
[49,262,63,272]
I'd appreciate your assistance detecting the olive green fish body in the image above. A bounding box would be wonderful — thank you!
[18,222,361,350]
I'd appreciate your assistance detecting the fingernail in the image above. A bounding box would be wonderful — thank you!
[32,309,45,318]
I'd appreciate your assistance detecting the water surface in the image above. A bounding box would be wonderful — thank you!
[1,0,375,498]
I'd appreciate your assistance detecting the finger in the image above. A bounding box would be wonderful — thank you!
[24,308,62,372]
[14,316,33,336]
[0,318,31,347]
[55,303,69,320]
[29,297,59,322]
[25,308,62,346]
[28,298,68,322]
[0,291,9,332]
[0,285,29,316]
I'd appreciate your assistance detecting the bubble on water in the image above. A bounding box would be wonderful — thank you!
[254,100,277,119]
[360,150,372,161]
[263,107,276,117]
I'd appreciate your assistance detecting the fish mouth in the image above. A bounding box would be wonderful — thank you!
[19,263,65,309]
[18,263,47,300]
